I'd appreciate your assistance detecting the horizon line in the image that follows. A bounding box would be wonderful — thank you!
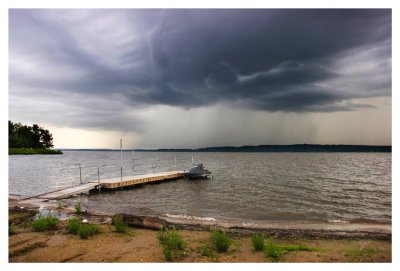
[55,143,392,151]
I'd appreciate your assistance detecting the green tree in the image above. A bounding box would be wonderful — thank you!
[9,121,17,147]
[40,128,54,148]
[8,121,55,149]
[32,124,42,148]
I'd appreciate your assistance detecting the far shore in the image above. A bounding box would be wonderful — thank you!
[9,148,63,155]
[9,197,392,263]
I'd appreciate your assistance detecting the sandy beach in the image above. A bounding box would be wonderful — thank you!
[8,198,391,263]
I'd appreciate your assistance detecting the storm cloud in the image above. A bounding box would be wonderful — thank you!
[8,9,392,147]
[10,9,391,111]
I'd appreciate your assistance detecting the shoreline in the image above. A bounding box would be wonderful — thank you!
[8,148,63,155]
[8,197,392,262]
[9,196,391,240]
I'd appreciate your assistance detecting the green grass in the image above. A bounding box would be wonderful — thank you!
[9,148,63,155]
[211,229,231,253]
[263,238,319,262]
[264,241,284,262]
[251,234,264,252]
[200,243,218,262]
[112,215,128,234]
[157,226,187,261]
[344,247,384,258]
[78,224,100,239]
[9,225,17,235]
[281,244,319,252]
[67,218,100,239]
[31,214,58,232]
[67,218,80,234]
[74,202,81,214]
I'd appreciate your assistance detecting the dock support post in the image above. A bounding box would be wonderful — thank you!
[132,149,135,176]
[119,138,122,186]
[97,167,100,194]
[79,163,82,184]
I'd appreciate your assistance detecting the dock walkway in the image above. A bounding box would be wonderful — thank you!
[100,171,186,189]
[34,170,187,200]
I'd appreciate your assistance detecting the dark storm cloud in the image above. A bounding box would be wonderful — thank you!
[9,9,391,122]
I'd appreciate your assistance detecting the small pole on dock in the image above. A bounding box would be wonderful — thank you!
[97,166,100,194]
[192,156,194,166]
[131,149,135,176]
[79,163,82,184]
[174,156,176,171]
[120,139,123,183]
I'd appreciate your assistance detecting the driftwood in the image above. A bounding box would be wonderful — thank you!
[117,213,167,230]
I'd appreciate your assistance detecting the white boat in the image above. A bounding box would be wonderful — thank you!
[188,163,212,178]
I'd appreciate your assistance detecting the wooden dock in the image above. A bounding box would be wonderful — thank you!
[35,171,187,200]
[99,171,186,189]
[37,182,101,200]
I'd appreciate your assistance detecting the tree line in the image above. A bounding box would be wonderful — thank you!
[9,121,54,149]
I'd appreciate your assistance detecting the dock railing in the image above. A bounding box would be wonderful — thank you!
[56,155,188,189]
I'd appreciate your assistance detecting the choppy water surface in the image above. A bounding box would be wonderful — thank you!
[9,151,391,224]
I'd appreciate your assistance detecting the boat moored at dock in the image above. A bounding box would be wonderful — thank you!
[188,163,212,178]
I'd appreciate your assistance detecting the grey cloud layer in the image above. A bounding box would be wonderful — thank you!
[10,9,391,118]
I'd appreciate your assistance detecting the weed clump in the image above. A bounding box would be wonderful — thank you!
[264,241,284,262]
[263,238,318,262]
[282,244,318,252]
[78,224,100,239]
[74,202,81,214]
[211,229,231,252]
[67,218,100,239]
[112,215,128,234]
[251,234,264,252]
[9,225,16,235]
[31,214,58,232]
[157,226,187,261]
[67,218,80,234]
[200,243,218,262]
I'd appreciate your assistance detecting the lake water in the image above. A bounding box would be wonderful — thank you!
[9,151,391,224]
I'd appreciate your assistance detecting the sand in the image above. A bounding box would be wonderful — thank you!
[8,208,391,263]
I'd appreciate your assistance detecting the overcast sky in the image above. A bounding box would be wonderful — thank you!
[9,9,391,148]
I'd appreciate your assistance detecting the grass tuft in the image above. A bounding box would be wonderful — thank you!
[78,224,100,239]
[251,234,264,252]
[74,202,81,214]
[344,247,383,258]
[264,241,284,262]
[9,225,17,235]
[263,238,319,262]
[67,218,80,234]
[31,214,58,232]
[200,243,218,262]
[112,215,128,234]
[67,218,100,239]
[157,226,187,261]
[211,229,231,253]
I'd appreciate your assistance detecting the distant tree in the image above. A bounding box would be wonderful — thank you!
[32,124,42,148]
[8,121,55,149]
[16,125,33,148]
[9,121,16,147]
[39,128,54,148]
